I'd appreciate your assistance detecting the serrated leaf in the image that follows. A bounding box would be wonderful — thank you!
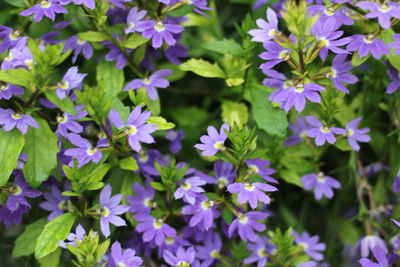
[119,157,139,171]
[147,116,175,130]
[0,129,25,186]
[78,31,109,42]
[12,218,47,258]
[179,59,225,78]
[202,39,243,55]
[35,213,76,259]
[23,118,59,187]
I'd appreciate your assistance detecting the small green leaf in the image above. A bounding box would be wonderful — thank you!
[221,207,233,224]
[62,191,80,197]
[0,129,25,186]
[166,5,194,17]
[179,59,226,78]
[12,218,47,258]
[150,181,166,191]
[221,101,248,128]
[78,31,109,42]
[119,157,139,171]
[122,34,149,49]
[225,78,244,87]
[35,213,76,259]
[147,116,175,130]
[351,52,370,67]
[202,39,243,55]
[23,118,59,187]
[44,91,77,115]
[381,28,400,70]
[97,60,125,97]
[0,68,35,91]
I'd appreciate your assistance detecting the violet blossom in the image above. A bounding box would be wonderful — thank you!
[56,66,87,100]
[163,246,196,267]
[56,105,87,138]
[108,241,143,267]
[126,182,156,214]
[294,232,326,261]
[6,173,41,212]
[0,109,39,134]
[227,182,278,209]
[0,83,24,100]
[248,8,280,43]
[305,116,346,146]
[228,211,268,242]
[135,214,176,245]
[347,34,389,59]
[137,20,184,49]
[181,195,219,230]
[63,35,93,63]
[125,7,147,34]
[20,0,67,22]
[194,124,229,156]
[301,172,341,200]
[345,117,371,151]
[328,54,358,93]
[174,176,206,205]
[165,130,184,153]
[356,1,400,29]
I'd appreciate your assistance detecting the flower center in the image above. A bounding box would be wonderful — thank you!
[77,38,86,45]
[86,147,97,156]
[217,176,227,188]
[257,248,268,257]
[126,125,138,136]
[238,213,248,224]
[25,59,34,69]
[59,81,70,90]
[379,4,391,13]
[347,128,354,136]
[326,68,337,78]
[300,130,307,139]
[100,207,110,217]
[9,30,20,41]
[11,185,22,195]
[244,183,255,191]
[317,172,326,183]
[210,249,220,258]
[154,22,165,32]
[181,181,191,190]
[138,152,148,163]
[201,200,214,210]
[299,242,309,250]
[11,112,22,120]
[4,53,13,62]
[319,37,330,47]
[324,7,335,16]
[279,50,290,61]
[40,1,51,8]
[128,22,136,29]
[364,34,375,44]
[214,141,224,150]
[320,126,330,133]
[143,198,153,207]
[143,78,151,85]
[294,84,304,93]
[268,29,278,37]
[116,263,126,267]
[165,237,175,245]
[0,84,9,91]
[57,114,68,124]
[177,262,190,267]
[249,164,260,174]
[153,219,164,229]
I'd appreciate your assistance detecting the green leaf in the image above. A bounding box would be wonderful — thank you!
[147,116,175,130]
[119,157,139,171]
[150,181,166,191]
[12,218,47,258]
[23,118,59,187]
[122,34,149,49]
[334,138,352,151]
[0,129,25,186]
[62,191,80,197]
[78,31,109,42]
[96,60,125,97]
[225,78,244,87]
[44,91,77,115]
[4,0,25,7]
[38,247,61,267]
[0,68,35,91]
[351,51,370,67]
[35,213,76,259]
[202,39,243,55]
[166,5,194,17]
[279,169,302,187]
[179,59,226,78]
[221,207,233,224]
[381,28,400,70]
[251,84,288,138]
[221,101,248,128]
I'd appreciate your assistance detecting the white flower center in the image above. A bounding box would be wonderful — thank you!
[257,248,268,257]
[11,113,22,120]
[100,207,110,217]
[181,181,191,190]
[153,219,164,229]
[320,126,330,133]
[268,29,278,37]
[77,38,86,45]
[126,125,138,136]
[9,31,20,41]
[86,147,97,156]
[319,37,330,47]
[317,172,326,183]
[279,50,290,60]
[379,4,391,13]
[214,141,224,150]
[201,200,214,210]
[244,183,255,191]
[12,185,22,195]
[57,114,68,124]
[143,197,153,207]
[294,84,305,93]
[59,81,70,90]
[217,176,228,188]
[238,213,248,224]
[326,68,337,78]
[347,128,354,136]
[0,84,9,91]
[154,22,165,32]
[40,1,51,8]
[364,34,374,44]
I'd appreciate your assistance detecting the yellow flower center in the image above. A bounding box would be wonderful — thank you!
[181,181,191,190]
[40,1,51,8]
[268,29,278,37]
[59,81,70,90]
[11,113,22,120]
[347,129,354,136]
[238,213,248,224]
[324,7,335,16]
[177,262,190,267]
[153,219,164,229]
[364,34,375,44]
[9,30,20,41]
[294,84,304,93]
[201,200,214,210]
[86,147,97,156]
[214,141,224,150]
[319,37,330,47]
[257,248,268,257]
[217,176,228,188]
[244,183,255,191]
[154,22,165,32]
[11,185,22,195]
[116,263,126,267]
[317,172,326,182]
[56,114,68,124]
[165,237,175,245]
[144,198,153,207]
[279,50,290,61]
[77,38,86,45]
[126,125,138,136]
[0,84,9,91]
[320,126,330,133]
[100,207,110,217]
[326,68,337,78]
[249,164,259,173]
[210,250,220,258]
[379,4,391,13]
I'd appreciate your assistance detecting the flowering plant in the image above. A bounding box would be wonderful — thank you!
[0,0,400,266]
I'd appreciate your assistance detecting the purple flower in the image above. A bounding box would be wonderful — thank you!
[163,246,196,267]
[357,1,400,29]
[391,218,400,227]
[60,0,95,9]
[59,224,95,248]
[227,182,277,209]
[386,66,400,94]
[228,211,268,242]
[98,184,129,237]
[294,232,326,261]
[181,195,219,230]
[135,214,176,245]
[165,130,184,153]
[126,182,155,214]
[0,26,22,54]
[63,35,93,63]
[306,116,346,146]
[328,54,358,93]
[56,67,87,100]
[245,158,277,183]
[108,106,158,152]
[56,105,87,137]
[269,82,326,112]
[20,0,67,22]
[1,38,34,70]
[137,20,184,49]
[64,134,108,167]
[0,109,39,134]
[308,5,353,26]
[108,241,143,267]
[259,41,291,70]
[248,8,279,43]
[393,174,400,193]
[196,233,222,266]
[0,204,29,227]
[102,40,130,69]
[345,117,371,151]
[196,161,236,188]
[134,149,163,178]
[244,237,275,267]
[39,182,70,221]
[359,245,389,267]
[301,172,341,200]
[0,83,24,100]
[6,173,41,212]
[347,34,389,59]
[125,7,147,34]
[311,18,350,60]
[124,69,173,100]
[109,0,132,9]
[174,176,206,204]
[359,235,388,258]
[194,124,229,156]
[285,117,310,146]
[389,34,400,54]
